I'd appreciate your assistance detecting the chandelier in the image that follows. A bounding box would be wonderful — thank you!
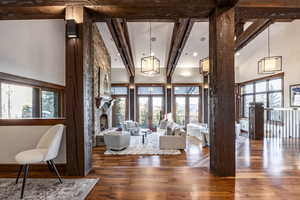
[141,22,160,76]
[258,27,282,74]
[199,57,209,74]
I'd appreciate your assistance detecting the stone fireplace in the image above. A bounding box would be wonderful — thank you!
[100,114,108,131]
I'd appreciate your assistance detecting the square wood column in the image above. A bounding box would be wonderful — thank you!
[129,76,135,121]
[65,6,93,176]
[209,8,236,177]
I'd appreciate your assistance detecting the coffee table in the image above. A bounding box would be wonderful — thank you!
[138,128,152,144]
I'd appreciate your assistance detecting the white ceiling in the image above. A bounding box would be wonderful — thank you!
[177,22,209,68]
[127,22,174,69]
[96,22,209,69]
[96,22,125,69]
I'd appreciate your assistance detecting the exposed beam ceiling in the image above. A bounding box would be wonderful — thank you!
[166,18,194,78]
[217,0,239,7]
[0,6,65,20]
[235,19,273,51]
[106,18,135,77]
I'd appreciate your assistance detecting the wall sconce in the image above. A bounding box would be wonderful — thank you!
[166,84,172,89]
[204,83,209,89]
[129,84,135,89]
[66,19,78,38]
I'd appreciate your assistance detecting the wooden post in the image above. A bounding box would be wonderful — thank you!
[65,6,93,176]
[166,76,172,114]
[129,76,135,121]
[203,75,209,123]
[209,8,236,177]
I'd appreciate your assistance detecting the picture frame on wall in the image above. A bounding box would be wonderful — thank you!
[290,84,300,107]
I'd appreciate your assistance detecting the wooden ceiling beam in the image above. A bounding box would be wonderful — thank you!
[217,0,239,7]
[166,18,194,78]
[235,19,273,52]
[0,6,65,20]
[106,18,135,77]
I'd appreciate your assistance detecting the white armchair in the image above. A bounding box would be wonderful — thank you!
[122,120,141,136]
[15,124,64,199]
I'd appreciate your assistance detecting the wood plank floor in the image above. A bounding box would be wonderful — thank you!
[1,137,300,199]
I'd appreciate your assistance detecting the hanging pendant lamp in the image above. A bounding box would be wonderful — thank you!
[258,26,282,74]
[141,22,160,76]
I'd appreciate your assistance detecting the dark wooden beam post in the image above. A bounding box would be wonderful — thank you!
[166,76,172,114]
[203,75,209,123]
[65,6,93,176]
[209,8,236,177]
[129,76,135,121]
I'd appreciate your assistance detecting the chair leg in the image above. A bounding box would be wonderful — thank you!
[20,164,29,199]
[47,161,54,172]
[15,165,23,184]
[49,160,63,184]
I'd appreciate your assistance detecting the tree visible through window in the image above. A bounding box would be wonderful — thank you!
[41,90,59,118]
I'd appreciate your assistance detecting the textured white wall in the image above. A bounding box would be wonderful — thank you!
[0,20,65,85]
[236,21,300,107]
[0,126,66,164]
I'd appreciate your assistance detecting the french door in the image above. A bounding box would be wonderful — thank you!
[138,96,164,130]
[174,96,200,126]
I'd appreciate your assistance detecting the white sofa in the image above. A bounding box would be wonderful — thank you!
[158,120,186,150]
[104,131,130,151]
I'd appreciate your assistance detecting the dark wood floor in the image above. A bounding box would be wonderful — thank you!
[1,137,300,199]
[86,137,300,200]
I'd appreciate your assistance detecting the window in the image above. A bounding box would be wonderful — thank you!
[41,90,59,118]
[1,83,33,119]
[0,77,63,119]
[173,85,201,126]
[240,76,283,118]
[111,86,128,127]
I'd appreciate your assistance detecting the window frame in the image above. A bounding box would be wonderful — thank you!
[172,84,202,125]
[0,72,64,119]
[111,85,129,127]
[239,74,284,119]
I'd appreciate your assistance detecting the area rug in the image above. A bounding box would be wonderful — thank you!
[0,178,98,200]
[104,132,181,155]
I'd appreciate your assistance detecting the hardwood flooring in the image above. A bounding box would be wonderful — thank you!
[1,137,300,199]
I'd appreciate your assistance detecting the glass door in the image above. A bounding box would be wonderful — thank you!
[152,97,163,130]
[175,96,186,125]
[189,97,199,124]
[138,97,150,128]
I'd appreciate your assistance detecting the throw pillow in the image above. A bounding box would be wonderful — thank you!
[159,120,168,129]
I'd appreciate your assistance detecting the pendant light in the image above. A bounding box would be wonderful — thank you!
[141,22,160,76]
[258,26,282,74]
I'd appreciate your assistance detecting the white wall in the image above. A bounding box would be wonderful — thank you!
[0,20,65,86]
[0,126,66,164]
[111,67,203,84]
[236,21,300,107]
[111,68,129,83]
[172,67,203,83]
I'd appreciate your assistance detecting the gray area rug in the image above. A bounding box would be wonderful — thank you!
[0,178,98,200]
[104,132,182,155]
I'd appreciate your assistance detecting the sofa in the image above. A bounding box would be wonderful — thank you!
[158,119,186,150]
[104,131,130,151]
[122,120,141,136]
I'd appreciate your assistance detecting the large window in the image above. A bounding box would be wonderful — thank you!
[240,76,283,118]
[173,85,201,126]
[111,86,128,127]
[0,75,63,119]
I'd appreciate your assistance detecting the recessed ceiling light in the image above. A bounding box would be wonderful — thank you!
[117,53,120,56]
[236,52,241,56]
[193,52,198,57]
[151,37,156,42]
[200,37,206,42]
[151,52,155,56]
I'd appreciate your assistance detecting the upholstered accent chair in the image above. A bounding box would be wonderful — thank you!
[104,131,131,151]
[15,124,64,199]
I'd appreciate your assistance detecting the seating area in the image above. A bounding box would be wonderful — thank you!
[1,1,300,200]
